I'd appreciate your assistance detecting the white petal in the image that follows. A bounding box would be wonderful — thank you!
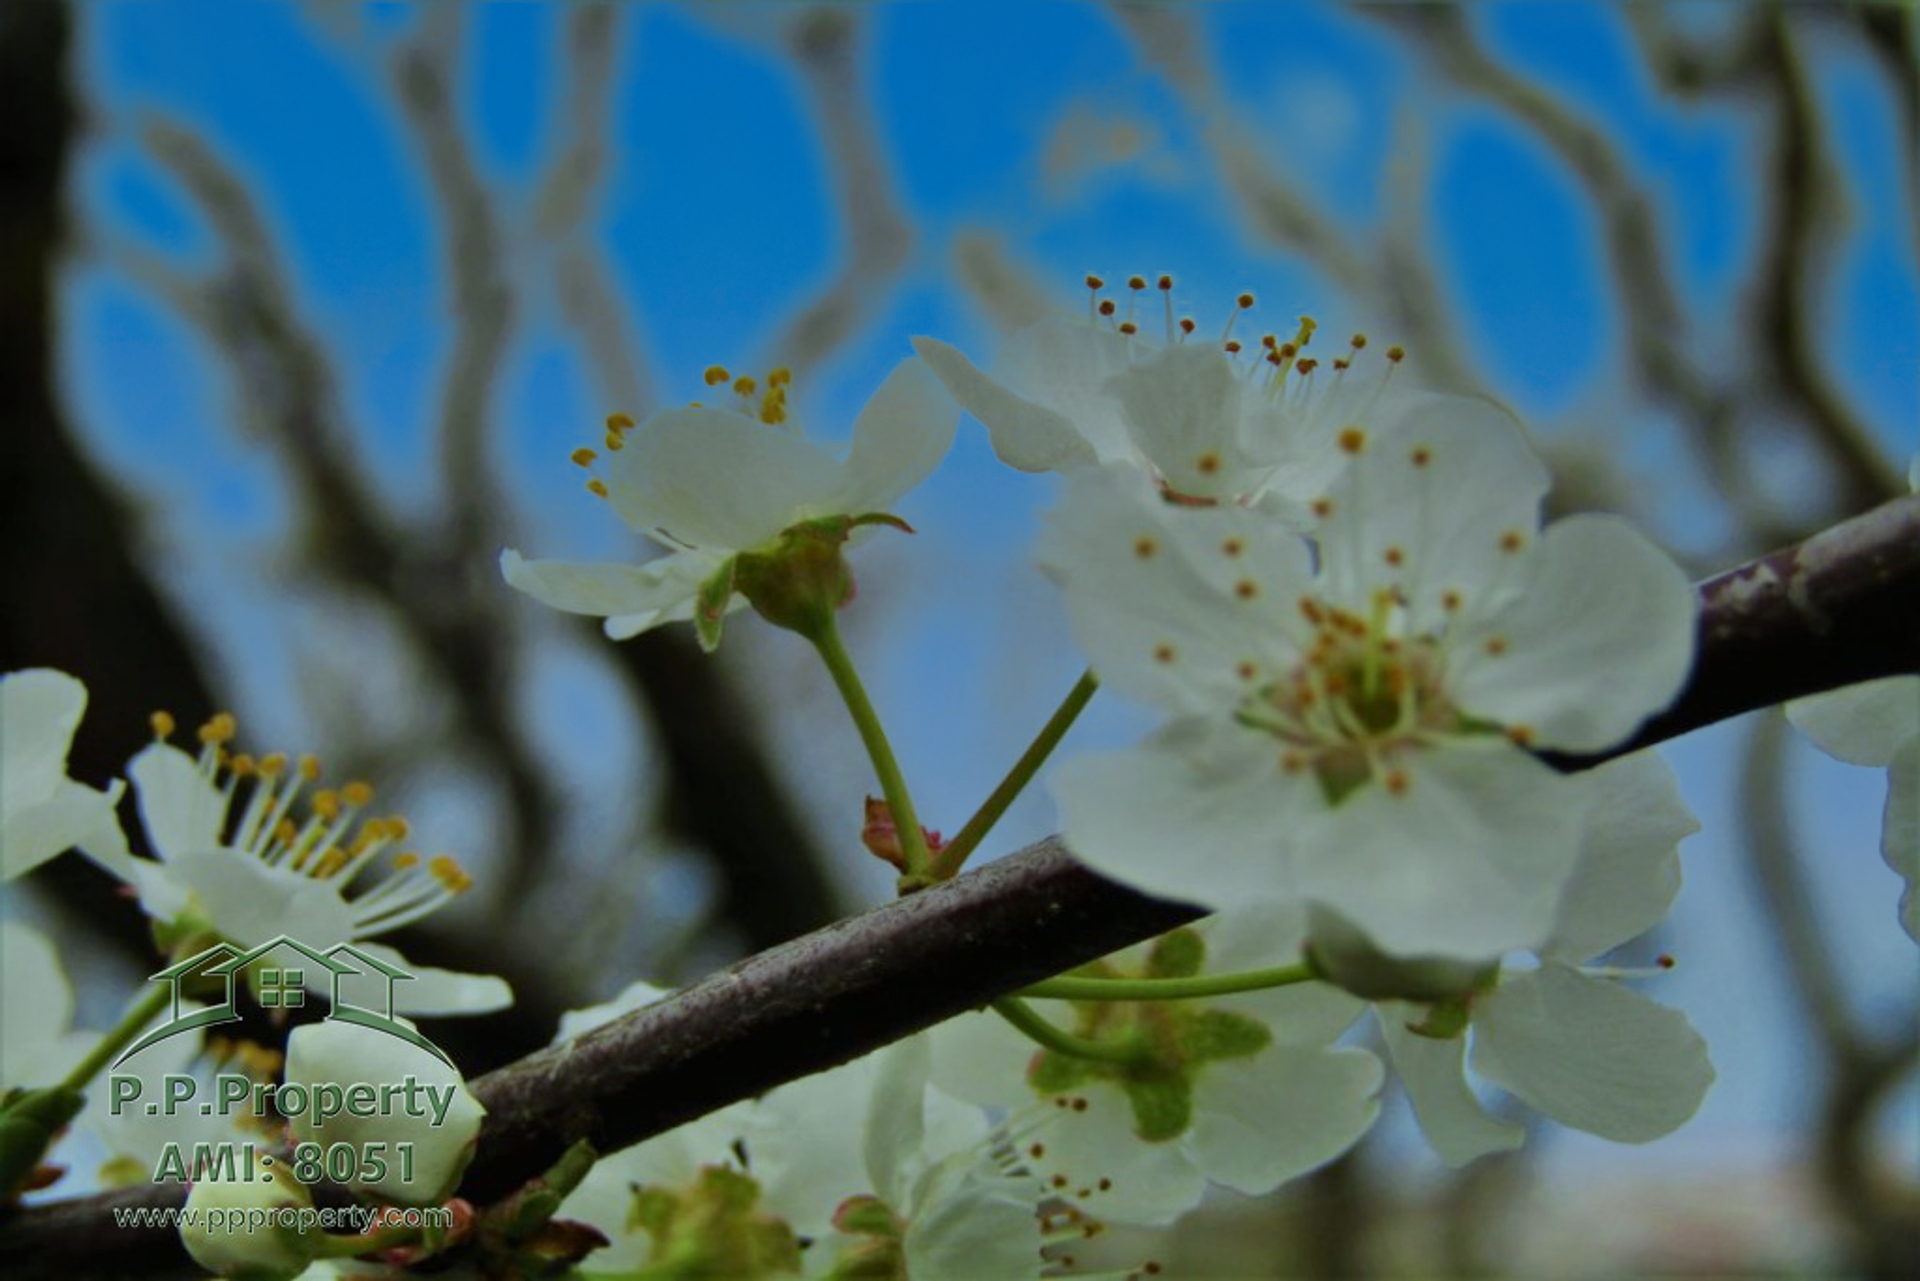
[1786,676,1920,768]
[1449,515,1696,752]
[1545,752,1696,962]
[1376,1004,1525,1167]
[911,326,1111,473]
[1023,1085,1208,1227]
[749,1052,882,1238]
[606,406,847,549]
[837,357,959,513]
[128,743,226,864]
[1471,963,1713,1143]
[2,778,123,881]
[1316,394,1548,625]
[1106,345,1259,500]
[901,1172,1046,1281]
[1296,746,1586,959]
[861,1036,934,1203]
[1,921,76,1082]
[343,942,512,1015]
[1,668,86,814]
[1201,906,1368,1046]
[500,548,716,633]
[1036,466,1310,717]
[1187,1045,1381,1194]
[169,847,358,950]
[1053,726,1316,913]
[1884,736,1919,943]
[555,978,673,1043]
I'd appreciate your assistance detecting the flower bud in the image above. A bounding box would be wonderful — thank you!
[179,1150,321,1280]
[283,1019,484,1206]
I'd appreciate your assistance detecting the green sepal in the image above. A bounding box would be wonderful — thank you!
[830,1193,900,1238]
[1146,928,1207,980]
[694,557,738,653]
[1181,1008,1272,1062]
[1406,997,1473,1040]
[1122,1074,1193,1143]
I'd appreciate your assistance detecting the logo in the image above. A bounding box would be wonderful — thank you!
[114,935,451,1068]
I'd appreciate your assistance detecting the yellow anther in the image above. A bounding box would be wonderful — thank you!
[1236,292,1255,309]
[1118,320,1138,336]
[604,432,625,451]
[732,376,757,397]
[199,712,238,745]
[1338,427,1367,454]
[606,412,635,432]
[769,367,792,387]
[150,711,176,740]
[341,780,374,807]
[429,854,472,892]
[1350,333,1368,350]
[586,478,610,498]
[315,849,347,877]
[570,447,597,468]
[275,818,299,845]
[1387,345,1406,363]
[312,790,341,820]
[393,851,421,869]
[703,364,732,386]
[384,816,410,842]
[258,752,287,777]
[1085,274,1105,290]
[299,754,321,781]
[229,753,256,777]
[1127,275,1147,290]
[1157,274,1173,290]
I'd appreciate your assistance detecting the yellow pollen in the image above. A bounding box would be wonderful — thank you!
[586,478,609,498]
[1157,274,1173,290]
[1222,537,1244,557]
[1224,340,1242,354]
[703,365,731,387]
[1262,334,1278,350]
[430,854,472,892]
[570,447,597,467]
[199,712,238,745]
[1234,579,1258,600]
[603,432,625,451]
[1384,546,1405,567]
[1236,292,1255,309]
[1098,299,1117,317]
[1118,320,1138,335]
[393,851,421,869]
[299,753,321,781]
[1499,530,1526,553]
[229,754,255,777]
[1127,275,1147,290]
[1411,446,1432,467]
[1311,498,1333,518]
[733,376,756,396]
[314,849,347,877]
[1441,589,1463,612]
[1484,636,1509,656]
[1387,345,1406,363]
[1338,427,1367,454]
[1133,536,1157,559]
[311,790,341,820]
[769,367,792,387]
[1153,643,1176,664]
[150,710,176,739]
[1333,357,1351,371]
[1350,333,1368,349]
[1178,317,1196,335]
[257,752,286,777]
[1294,357,1318,375]
[1195,451,1221,475]
[385,816,410,841]
[341,781,374,807]
[274,818,298,845]
[606,412,635,432]
[1085,274,1104,290]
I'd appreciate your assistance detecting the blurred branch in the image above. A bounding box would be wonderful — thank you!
[14,496,1917,1274]
[758,7,913,371]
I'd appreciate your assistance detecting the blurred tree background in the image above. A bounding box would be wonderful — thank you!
[2,2,1914,1276]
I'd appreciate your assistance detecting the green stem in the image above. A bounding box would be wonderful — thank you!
[60,981,173,1093]
[934,668,1099,879]
[808,614,933,885]
[990,997,1140,1065]
[1018,963,1318,1002]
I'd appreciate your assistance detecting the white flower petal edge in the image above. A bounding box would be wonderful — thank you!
[1,669,127,881]
[1544,752,1695,963]
[0,921,91,1086]
[912,323,1117,473]
[1884,737,1918,943]
[1470,963,1713,1143]
[498,549,722,639]
[1376,1006,1526,1167]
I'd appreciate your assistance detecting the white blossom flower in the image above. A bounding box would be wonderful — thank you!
[1786,675,1920,943]
[913,277,1411,519]
[1039,400,1695,958]
[1,669,127,880]
[1371,753,1714,1165]
[84,713,508,1015]
[283,1018,485,1206]
[502,356,957,647]
[929,911,1381,1228]
[0,921,91,1088]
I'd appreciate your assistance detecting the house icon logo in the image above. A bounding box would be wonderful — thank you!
[113,935,452,1068]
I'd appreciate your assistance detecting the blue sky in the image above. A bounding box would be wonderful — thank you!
[37,0,1920,1196]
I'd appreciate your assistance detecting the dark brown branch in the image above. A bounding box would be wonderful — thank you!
[10,495,1916,1276]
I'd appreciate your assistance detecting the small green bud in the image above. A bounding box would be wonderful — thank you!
[1305,908,1498,1003]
